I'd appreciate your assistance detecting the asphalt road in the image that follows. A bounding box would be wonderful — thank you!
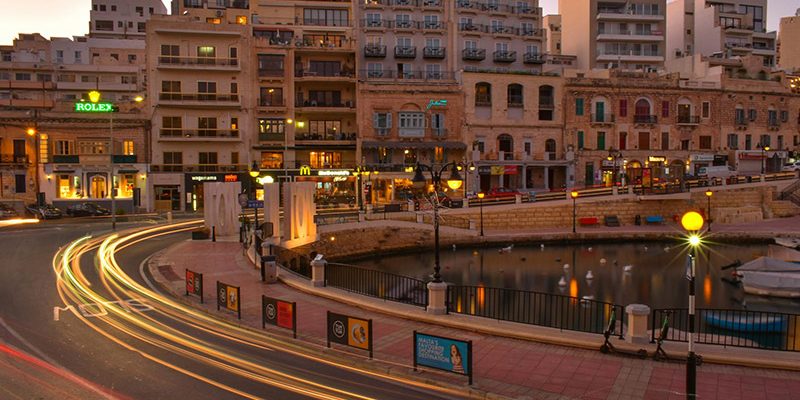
[0,220,457,400]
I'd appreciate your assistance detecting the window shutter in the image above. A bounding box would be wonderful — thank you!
[372,113,379,128]
[575,98,584,116]
[386,113,392,128]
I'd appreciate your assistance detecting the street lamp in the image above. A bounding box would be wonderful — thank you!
[477,192,485,236]
[353,166,373,211]
[412,162,463,283]
[249,161,260,230]
[761,145,770,174]
[607,148,623,187]
[705,190,713,232]
[680,211,704,400]
[570,190,579,233]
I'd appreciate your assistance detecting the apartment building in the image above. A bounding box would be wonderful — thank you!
[90,0,167,39]
[666,0,777,67]
[560,0,667,71]
[146,14,253,212]
[565,57,799,187]
[463,72,568,192]
[543,14,562,55]
[0,33,149,212]
[778,10,800,72]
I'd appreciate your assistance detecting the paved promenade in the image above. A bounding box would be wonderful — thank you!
[150,218,800,400]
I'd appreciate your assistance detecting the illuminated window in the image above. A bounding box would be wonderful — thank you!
[206,18,222,24]
[123,140,134,155]
[260,152,283,169]
[309,151,342,169]
[236,15,247,24]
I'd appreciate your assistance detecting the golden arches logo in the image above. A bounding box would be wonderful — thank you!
[299,165,311,176]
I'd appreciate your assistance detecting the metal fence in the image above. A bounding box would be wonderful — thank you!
[273,246,312,279]
[652,308,800,352]
[447,285,624,336]
[325,263,428,308]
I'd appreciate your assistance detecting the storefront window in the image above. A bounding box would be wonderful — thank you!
[309,151,341,168]
[260,152,283,168]
[118,174,135,198]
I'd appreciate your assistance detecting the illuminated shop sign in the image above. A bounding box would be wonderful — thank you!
[224,174,238,182]
[427,99,448,109]
[74,102,115,113]
[318,170,351,176]
[299,165,311,176]
[191,176,217,181]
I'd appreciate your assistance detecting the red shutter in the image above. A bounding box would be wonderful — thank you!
[619,99,627,117]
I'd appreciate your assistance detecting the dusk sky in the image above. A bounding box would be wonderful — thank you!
[0,0,796,45]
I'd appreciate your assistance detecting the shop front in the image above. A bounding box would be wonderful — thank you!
[689,154,716,176]
[295,168,357,208]
[46,163,146,213]
[184,173,250,212]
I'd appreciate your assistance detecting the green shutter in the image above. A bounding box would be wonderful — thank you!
[577,131,584,149]
[597,132,605,150]
[576,98,584,116]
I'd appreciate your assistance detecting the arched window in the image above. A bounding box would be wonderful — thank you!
[498,134,514,156]
[545,138,556,153]
[634,98,652,123]
[475,82,491,106]
[538,85,554,120]
[507,84,523,107]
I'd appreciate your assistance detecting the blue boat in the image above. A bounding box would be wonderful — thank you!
[703,311,788,333]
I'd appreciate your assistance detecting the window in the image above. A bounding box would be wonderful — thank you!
[538,85,554,121]
[638,132,650,150]
[474,139,485,153]
[396,14,411,28]
[498,134,513,156]
[475,82,491,106]
[661,132,669,150]
[431,113,445,136]
[398,112,425,137]
[260,87,283,106]
[95,20,113,31]
[768,109,778,125]
[507,84,523,107]
[424,15,440,29]
[759,134,770,147]
[78,140,109,155]
[702,101,710,118]
[597,131,605,150]
[777,135,784,149]
[524,141,532,156]
[123,141,134,156]
[197,81,217,99]
[206,18,222,24]
[258,118,285,134]
[160,44,179,63]
[745,134,752,150]
[309,60,341,76]
[727,134,738,149]
[138,22,146,33]
[199,152,218,166]
[15,73,31,81]
[37,74,52,82]
[54,140,74,155]
[619,132,627,150]
[373,112,392,135]
[161,80,181,98]
[260,152,283,169]
[577,131,584,149]
[735,108,746,124]
[619,99,627,117]
[231,152,239,165]
[635,99,650,116]
[575,98,584,116]
[661,101,669,118]
[748,109,757,121]
[258,54,284,76]
[197,46,216,63]
[230,118,239,135]
[366,63,383,77]
[128,54,137,63]
[304,9,349,27]
[230,82,238,94]
[780,110,789,122]
[309,151,342,168]
[699,136,711,149]
[15,174,26,193]
[306,120,342,139]
[681,140,690,151]
[198,117,218,136]
[162,116,182,136]
[136,6,144,16]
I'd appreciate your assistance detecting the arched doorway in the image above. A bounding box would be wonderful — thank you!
[90,175,106,198]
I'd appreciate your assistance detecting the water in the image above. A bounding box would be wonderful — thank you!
[358,241,800,313]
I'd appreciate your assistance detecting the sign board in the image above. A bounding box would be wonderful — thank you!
[216,281,241,319]
[74,102,115,113]
[327,311,373,358]
[247,200,264,209]
[185,269,203,303]
[299,165,311,176]
[317,169,351,176]
[413,331,473,385]
[262,295,297,338]
[426,99,448,109]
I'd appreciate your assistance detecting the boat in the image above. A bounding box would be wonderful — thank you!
[703,311,788,333]
[774,237,800,250]
[736,256,800,299]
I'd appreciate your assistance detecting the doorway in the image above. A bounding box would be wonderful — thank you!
[90,175,106,198]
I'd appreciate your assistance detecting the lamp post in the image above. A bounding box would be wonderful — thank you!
[353,165,371,211]
[761,145,770,174]
[412,162,464,283]
[249,161,260,229]
[680,211,704,400]
[477,192,485,236]
[607,148,623,187]
[705,190,713,232]
[571,190,579,233]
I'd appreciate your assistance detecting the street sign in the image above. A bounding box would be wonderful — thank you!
[262,295,297,338]
[185,268,203,303]
[327,311,373,358]
[413,331,473,385]
[247,200,264,208]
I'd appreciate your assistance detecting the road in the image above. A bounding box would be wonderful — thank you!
[0,220,459,399]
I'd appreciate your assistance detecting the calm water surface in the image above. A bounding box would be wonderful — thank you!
[359,242,800,313]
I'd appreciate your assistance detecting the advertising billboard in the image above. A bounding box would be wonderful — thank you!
[327,311,373,358]
[185,269,203,303]
[262,295,297,338]
[413,331,473,385]
[216,281,241,319]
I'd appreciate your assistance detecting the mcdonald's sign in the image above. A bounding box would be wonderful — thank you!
[299,165,311,176]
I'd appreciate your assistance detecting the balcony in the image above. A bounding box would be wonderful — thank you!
[295,132,357,142]
[596,51,663,63]
[596,29,664,41]
[493,50,516,63]
[459,22,488,33]
[362,18,387,29]
[258,98,285,108]
[677,115,700,125]
[294,99,356,110]
[158,93,240,107]
[294,69,356,80]
[596,8,664,21]
[394,46,417,59]
[422,21,445,31]
[259,133,285,142]
[392,20,416,30]
[735,117,748,127]
[523,52,545,64]
[634,115,658,124]
[1,155,31,165]
[150,164,247,173]
[768,120,781,130]
[421,0,443,8]
[159,129,241,140]
[423,47,446,59]
[511,5,539,17]
[360,69,455,81]
[462,48,486,61]
[157,56,239,70]
[364,44,387,58]
[591,113,615,124]
[520,28,544,38]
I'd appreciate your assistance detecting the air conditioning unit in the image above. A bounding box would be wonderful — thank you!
[216,10,224,17]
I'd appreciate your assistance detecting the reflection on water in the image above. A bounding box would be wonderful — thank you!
[360,242,800,313]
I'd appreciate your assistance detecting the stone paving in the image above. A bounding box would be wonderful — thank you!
[152,222,800,400]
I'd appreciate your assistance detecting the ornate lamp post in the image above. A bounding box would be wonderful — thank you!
[705,190,713,232]
[412,162,463,283]
[680,211,704,400]
[570,190,579,233]
[477,192,485,236]
[607,148,623,187]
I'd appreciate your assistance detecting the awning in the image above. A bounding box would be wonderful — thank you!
[117,169,139,174]
[362,141,466,150]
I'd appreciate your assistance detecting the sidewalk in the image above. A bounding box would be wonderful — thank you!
[151,239,800,400]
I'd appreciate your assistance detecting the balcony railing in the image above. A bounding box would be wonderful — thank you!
[462,48,486,61]
[258,98,285,107]
[360,69,455,81]
[295,70,355,78]
[634,114,658,124]
[523,52,545,64]
[150,164,247,173]
[113,155,137,163]
[369,0,443,7]
[423,47,446,59]
[159,129,240,138]
[364,44,387,57]
[295,132,357,141]
[395,46,417,58]
[459,22,488,33]
[735,117,748,126]
[259,69,285,77]
[259,133,284,142]
[157,56,238,67]
[591,113,615,123]
[362,18,386,28]
[597,7,664,17]
[422,21,445,30]
[295,99,355,108]
[158,93,239,102]
[677,115,700,125]
[50,155,76,164]
[493,50,516,63]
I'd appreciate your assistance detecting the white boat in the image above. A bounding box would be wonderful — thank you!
[774,237,800,250]
[737,256,800,298]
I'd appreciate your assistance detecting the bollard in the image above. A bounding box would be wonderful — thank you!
[167,211,173,224]
[515,194,522,204]
[212,226,216,242]
[426,281,448,315]
[625,304,651,344]
[260,255,278,283]
[310,257,326,287]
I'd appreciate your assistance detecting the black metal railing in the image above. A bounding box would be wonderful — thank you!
[634,114,658,124]
[325,263,428,307]
[273,246,312,279]
[652,308,799,352]
[447,285,624,336]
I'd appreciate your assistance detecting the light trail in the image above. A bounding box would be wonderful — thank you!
[0,218,40,228]
[53,221,471,400]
